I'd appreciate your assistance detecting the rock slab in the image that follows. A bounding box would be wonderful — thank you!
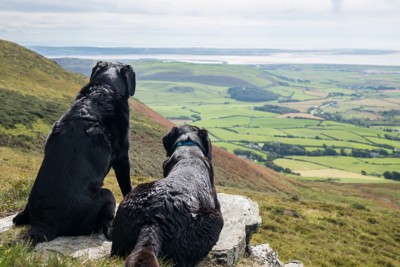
[34,233,111,260]
[0,214,15,233]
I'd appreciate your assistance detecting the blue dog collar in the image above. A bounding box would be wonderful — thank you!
[175,140,197,147]
[171,139,207,158]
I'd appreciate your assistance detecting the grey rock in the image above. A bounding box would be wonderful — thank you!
[285,260,304,267]
[252,244,304,267]
[34,233,111,260]
[252,243,283,267]
[208,193,262,265]
[0,214,15,233]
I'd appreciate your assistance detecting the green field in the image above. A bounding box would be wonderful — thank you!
[275,156,400,183]
[121,60,400,183]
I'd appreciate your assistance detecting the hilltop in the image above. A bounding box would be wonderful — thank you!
[1,40,400,267]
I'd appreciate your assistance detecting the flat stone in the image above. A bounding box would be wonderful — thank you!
[34,233,111,260]
[0,214,15,233]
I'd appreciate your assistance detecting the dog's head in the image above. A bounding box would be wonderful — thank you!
[90,61,136,98]
[163,125,212,160]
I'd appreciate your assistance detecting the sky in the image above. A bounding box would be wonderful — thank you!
[0,0,400,50]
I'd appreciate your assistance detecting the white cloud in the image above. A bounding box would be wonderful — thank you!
[0,0,334,14]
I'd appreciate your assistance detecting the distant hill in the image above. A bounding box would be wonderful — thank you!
[29,46,399,57]
[0,39,294,200]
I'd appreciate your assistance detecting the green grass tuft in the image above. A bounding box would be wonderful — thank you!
[0,176,34,216]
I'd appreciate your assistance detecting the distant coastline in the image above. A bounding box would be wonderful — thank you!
[29,46,400,66]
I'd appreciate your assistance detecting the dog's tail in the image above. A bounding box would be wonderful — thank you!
[125,225,161,267]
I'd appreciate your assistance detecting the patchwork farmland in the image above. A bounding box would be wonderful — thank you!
[134,62,400,183]
[56,59,400,183]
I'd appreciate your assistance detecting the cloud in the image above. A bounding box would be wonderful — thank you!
[0,0,399,49]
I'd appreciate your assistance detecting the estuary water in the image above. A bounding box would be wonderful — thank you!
[49,52,400,66]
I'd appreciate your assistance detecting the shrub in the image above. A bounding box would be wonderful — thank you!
[351,203,368,210]
[383,171,400,181]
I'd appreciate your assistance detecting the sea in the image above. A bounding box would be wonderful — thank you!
[47,52,400,66]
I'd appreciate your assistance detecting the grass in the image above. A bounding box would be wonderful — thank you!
[0,40,86,100]
[0,87,71,150]
[220,185,400,267]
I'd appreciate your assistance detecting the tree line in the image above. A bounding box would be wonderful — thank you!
[261,142,393,158]
[228,87,279,102]
[383,171,400,181]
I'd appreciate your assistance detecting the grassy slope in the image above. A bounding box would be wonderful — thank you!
[1,40,400,266]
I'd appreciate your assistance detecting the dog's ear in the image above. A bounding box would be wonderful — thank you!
[90,61,106,81]
[199,129,212,160]
[162,127,180,157]
[121,65,136,96]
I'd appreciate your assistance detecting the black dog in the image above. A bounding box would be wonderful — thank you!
[13,61,135,245]
[111,125,224,267]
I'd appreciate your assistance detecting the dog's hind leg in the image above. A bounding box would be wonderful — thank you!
[169,207,224,267]
[13,204,30,225]
[125,225,161,267]
[75,189,116,238]
[97,188,116,240]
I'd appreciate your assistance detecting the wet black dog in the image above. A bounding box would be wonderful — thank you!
[111,125,224,267]
[13,61,135,245]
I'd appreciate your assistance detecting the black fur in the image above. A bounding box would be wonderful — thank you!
[111,125,224,267]
[13,61,136,245]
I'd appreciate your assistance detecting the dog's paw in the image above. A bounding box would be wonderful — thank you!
[13,212,29,226]
[26,227,57,246]
[103,223,113,240]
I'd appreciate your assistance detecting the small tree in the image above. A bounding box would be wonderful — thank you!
[383,171,392,180]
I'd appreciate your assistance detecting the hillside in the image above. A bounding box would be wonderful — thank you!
[1,40,400,267]
[0,40,86,100]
